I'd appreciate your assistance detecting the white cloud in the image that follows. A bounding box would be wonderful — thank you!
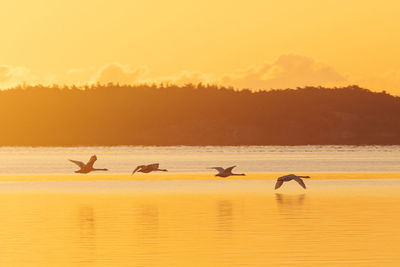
[0,55,362,92]
[61,55,349,90]
[0,65,38,88]
[356,69,400,95]
[220,54,348,89]
[154,71,216,85]
[91,62,148,85]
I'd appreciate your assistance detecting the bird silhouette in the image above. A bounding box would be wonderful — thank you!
[210,166,245,178]
[275,174,310,189]
[132,163,168,174]
[69,155,108,174]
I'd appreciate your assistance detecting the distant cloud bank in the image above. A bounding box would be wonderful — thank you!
[91,63,148,85]
[86,55,349,89]
[0,55,399,94]
[220,55,348,89]
[0,65,37,88]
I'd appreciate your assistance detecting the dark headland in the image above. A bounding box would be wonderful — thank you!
[1,84,399,146]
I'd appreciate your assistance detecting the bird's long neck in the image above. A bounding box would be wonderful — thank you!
[92,168,108,171]
[157,169,168,172]
[232,173,245,176]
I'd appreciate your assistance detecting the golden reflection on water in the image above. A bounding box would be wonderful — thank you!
[0,185,399,266]
[1,172,400,182]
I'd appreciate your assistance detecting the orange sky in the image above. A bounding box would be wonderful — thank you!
[1,0,400,93]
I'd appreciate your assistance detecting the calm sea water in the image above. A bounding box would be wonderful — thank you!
[0,145,399,174]
[1,146,399,266]
[0,180,399,266]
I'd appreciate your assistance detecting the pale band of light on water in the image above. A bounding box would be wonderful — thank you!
[0,146,399,174]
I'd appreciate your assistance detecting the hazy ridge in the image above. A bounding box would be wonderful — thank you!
[1,84,399,145]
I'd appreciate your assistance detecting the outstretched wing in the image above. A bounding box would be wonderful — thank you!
[132,165,144,175]
[210,167,225,174]
[148,163,160,170]
[225,166,236,173]
[86,155,97,169]
[69,159,85,169]
[275,180,284,189]
[293,176,306,189]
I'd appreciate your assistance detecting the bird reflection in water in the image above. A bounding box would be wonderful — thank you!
[137,205,159,233]
[78,206,96,238]
[275,193,307,212]
[217,200,233,232]
[77,206,96,264]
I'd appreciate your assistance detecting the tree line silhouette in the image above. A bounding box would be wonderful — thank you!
[0,83,399,145]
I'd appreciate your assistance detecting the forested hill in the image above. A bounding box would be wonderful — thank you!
[1,84,399,146]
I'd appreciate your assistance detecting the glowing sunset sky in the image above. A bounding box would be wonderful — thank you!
[1,0,400,93]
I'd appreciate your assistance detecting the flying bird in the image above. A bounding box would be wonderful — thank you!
[132,163,168,174]
[275,174,310,189]
[210,166,245,178]
[69,155,108,174]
